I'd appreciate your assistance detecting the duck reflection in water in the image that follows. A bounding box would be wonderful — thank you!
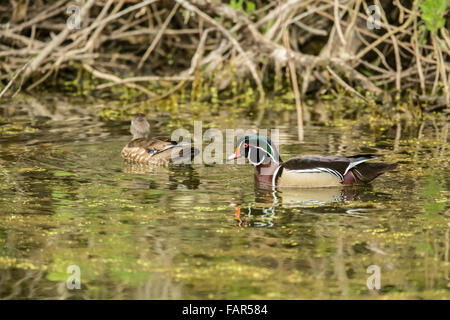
[255,184,363,205]
[123,162,200,190]
[232,185,370,228]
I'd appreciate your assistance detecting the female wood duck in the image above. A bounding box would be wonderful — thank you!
[227,136,398,188]
[121,113,196,165]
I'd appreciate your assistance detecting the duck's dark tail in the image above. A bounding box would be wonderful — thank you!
[352,162,399,184]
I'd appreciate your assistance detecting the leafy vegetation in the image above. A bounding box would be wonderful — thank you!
[419,0,449,33]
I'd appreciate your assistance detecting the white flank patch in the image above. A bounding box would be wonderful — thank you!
[286,167,344,181]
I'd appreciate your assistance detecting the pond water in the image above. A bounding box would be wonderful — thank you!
[0,96,448,299]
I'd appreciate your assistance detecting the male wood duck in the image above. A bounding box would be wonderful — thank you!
[227,136,398,188]
[121,113,196,165]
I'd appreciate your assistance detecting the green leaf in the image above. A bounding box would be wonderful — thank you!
[419,0,449,33]
[246,1,255,14]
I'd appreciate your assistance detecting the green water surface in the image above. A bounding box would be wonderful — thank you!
[0,98,448,299]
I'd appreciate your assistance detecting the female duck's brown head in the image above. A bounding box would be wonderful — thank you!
[130,113,150,140]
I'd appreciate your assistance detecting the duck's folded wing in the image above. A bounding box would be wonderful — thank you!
[274,155,378,187]
[127,138,176,151]
[122,138,198,164]
[283,155,371,178]
[122,138,177,162]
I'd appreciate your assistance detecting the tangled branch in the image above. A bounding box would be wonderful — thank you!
[0,0,448,109]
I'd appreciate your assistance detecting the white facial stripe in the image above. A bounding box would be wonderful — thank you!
[240,139,279,165]
[248,148,266,166]
[255,146,279,164]
[247,145,279,164]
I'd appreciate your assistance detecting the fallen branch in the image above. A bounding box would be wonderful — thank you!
[0,60,30,99]
[82,63,155,97]
[138,3,180,69]
[326,65,369,102]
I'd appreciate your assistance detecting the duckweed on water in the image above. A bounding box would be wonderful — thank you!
[0,97,448,299]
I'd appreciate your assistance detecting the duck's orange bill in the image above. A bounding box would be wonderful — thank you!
[235,207,241,220]
[227,147,241,160]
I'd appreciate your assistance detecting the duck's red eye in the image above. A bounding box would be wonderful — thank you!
[243,143,249,148]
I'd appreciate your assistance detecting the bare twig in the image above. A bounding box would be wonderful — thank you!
[0,60,30,99]
[138,3,180,69]
[283,25,304,141]
[22,0,97,81]
[175,0,265,103]
[334,0,346,46]
[326,66,369,102]
[82,63,155,97]
[133,28,212,105]
[0,0,446,109]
